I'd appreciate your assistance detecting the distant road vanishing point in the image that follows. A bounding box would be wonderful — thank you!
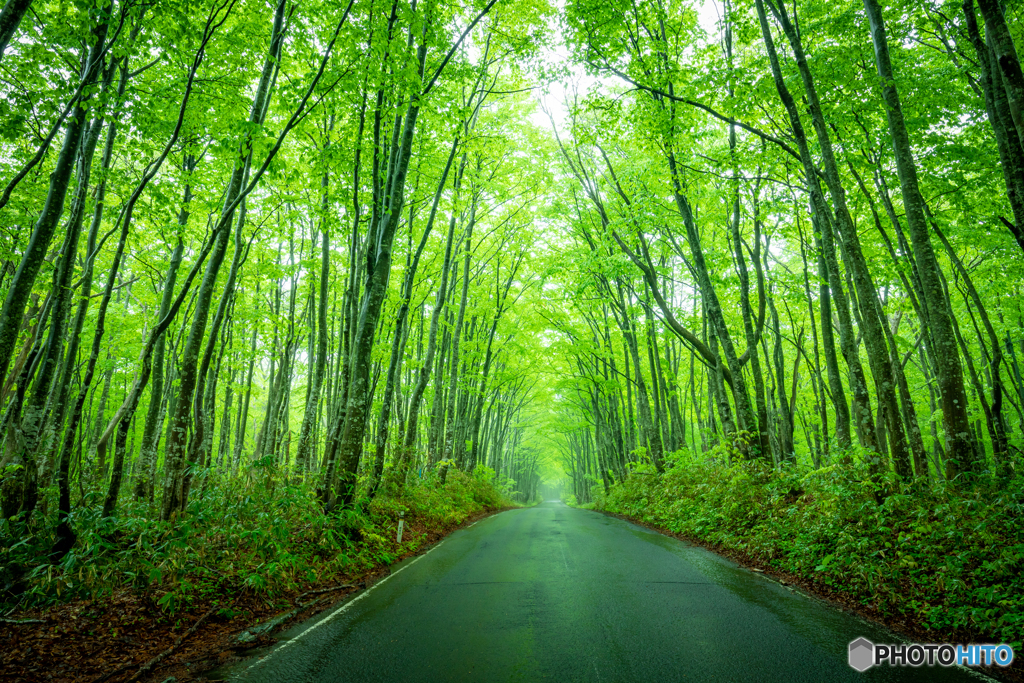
[226,502,995,683]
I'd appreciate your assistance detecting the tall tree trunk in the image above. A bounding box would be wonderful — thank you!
[666,150,757,449]
[326,47,429,507]
[0,0,32,61]
[440,210,475,480]
[768,0,910,476]
[233,325,258,470]
[974,0,1024,146]
[963,0,1024,249]
[862,0,978,477]
[45,54,130,477]
[615,285,664,470]
[161,0,288,519]
[933,219,1010,472]
[753,0,877,461]
[369,137,460,495]
[728,188,770,459]
[798,216,845,451]
[325,0,497,508]
[0,16,109,410]
[295,169,333,475]
[134,227,186,499]
[386,188,463,490]
[189,190,249,477]
[1,87,110,516]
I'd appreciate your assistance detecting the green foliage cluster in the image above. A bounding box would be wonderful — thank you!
[387,466,512,530]
[0,468,511,614]
[600,456,1024,653]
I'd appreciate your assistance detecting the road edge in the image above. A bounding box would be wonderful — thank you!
[587,505,1019,683]
[171,505,518,683]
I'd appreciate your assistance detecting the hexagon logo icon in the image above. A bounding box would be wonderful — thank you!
[849,637,874,672]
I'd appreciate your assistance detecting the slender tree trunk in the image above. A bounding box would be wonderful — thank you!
[963,0,1024,249]
[0,18,109,410]
[754,0,876,461]
[162,0,288,519]
[386,192,463,490]
[729,189,770,459]
[798,216,845,451]
[296,171,333,475]
[933,219,1010,472]
[134,227,186,499]
[234,326,258,469]
[1,89,111,516]
[218,364,235,467]
[768,0,910,475]
[0,0,32,61]
[369,138,459,495]
[439,211,474,481]
[862,0,978,477]
[974,0,1024,146]
[326,22,433,508]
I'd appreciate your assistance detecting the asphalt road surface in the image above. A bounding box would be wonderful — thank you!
[225,502,995,682]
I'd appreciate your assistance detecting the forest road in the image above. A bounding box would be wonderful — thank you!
[223,502,996,683]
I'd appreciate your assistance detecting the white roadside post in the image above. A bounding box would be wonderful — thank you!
[397,511,405,544]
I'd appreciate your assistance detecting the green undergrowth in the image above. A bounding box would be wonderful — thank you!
[597,455,1024,653]
[0,465,512,614]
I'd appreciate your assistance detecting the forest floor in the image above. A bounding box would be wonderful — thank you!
[0,504,513,683]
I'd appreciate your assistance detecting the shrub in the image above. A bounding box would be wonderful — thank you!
[0,467,512,614]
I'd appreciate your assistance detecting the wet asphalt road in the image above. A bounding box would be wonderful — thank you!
[227,502,994,682]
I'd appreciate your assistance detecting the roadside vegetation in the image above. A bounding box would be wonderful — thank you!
[572,450,1024,660]
[3,466,512,613]
[1,467,512,681]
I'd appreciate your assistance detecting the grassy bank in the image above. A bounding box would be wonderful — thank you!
[590,457,1024,656]
[0,467,512,681]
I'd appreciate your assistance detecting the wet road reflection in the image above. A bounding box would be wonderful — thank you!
[222,502,996,683]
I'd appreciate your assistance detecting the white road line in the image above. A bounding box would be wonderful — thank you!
[244,537,449,673]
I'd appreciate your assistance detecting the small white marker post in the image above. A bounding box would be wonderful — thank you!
[397,511,405,544]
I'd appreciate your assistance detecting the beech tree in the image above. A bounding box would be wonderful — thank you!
[0,0,1021,593]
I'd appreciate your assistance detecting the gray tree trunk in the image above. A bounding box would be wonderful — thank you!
[862,0,978,477]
